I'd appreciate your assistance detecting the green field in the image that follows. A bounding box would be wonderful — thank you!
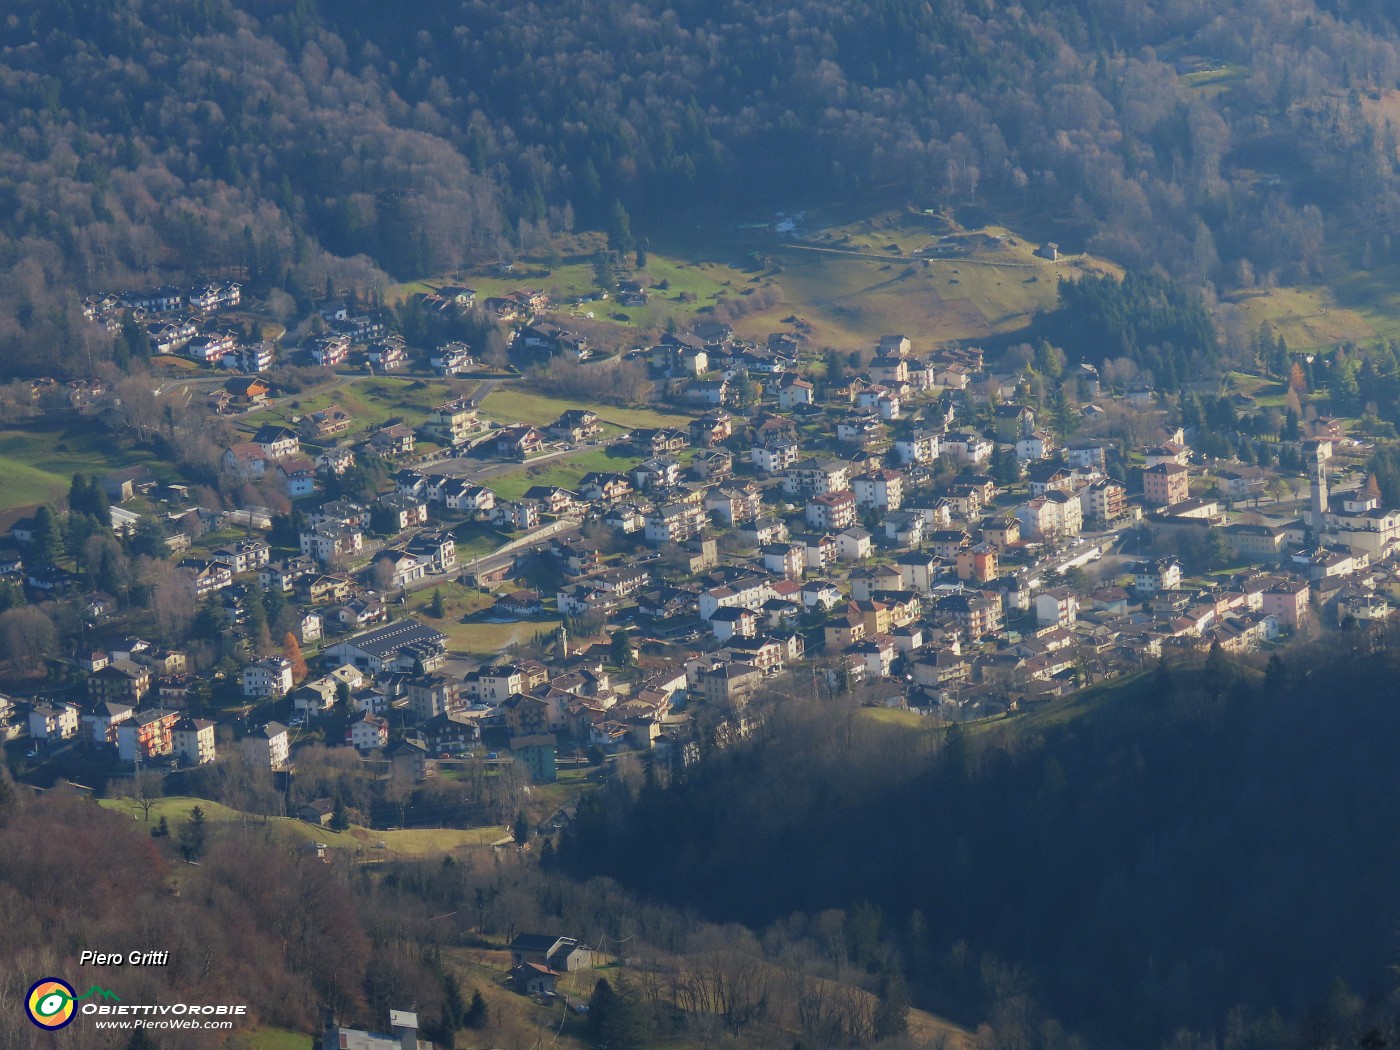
[1221,285,1377,355]
[387,227,762,336]
[405,578,495,619]
[1179,63,1249,97]
[479,386,690,430]
[237,376,459,445]
[730,223,1120,351]
[489,445,643,500]
[858,706,929,728]
[1322,233,1400,345]
[439,616,563,655]
[391,208,1129,353]
[100,795,505,856]
[634,209,1125,351]
[0,423,173,515]
[450,521,516,560]
[228,1028,308,1050]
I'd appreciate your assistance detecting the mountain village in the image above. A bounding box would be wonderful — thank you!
[2,283,1391,817]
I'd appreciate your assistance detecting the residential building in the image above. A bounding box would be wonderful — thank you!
[549,409,603,444]
[784,459,850,498]
[407,674,464,721]
[936,591,1004,638]
[942,431,993,465]
[508,934,593,973]
[836,527,873,562]
[1034,587,1079,626]
[372,549,428,588]
[88,660,151,705]
[1144,462,1191,506]
[955,543,999,583]
[369,422,417,457]
[376,492,429,532]
[853,470,904,513]
[242,657,295,698]
[300,524,364,565]
[81,701,133,745]
[513,734,558,784]
[1133,559,1182,596]
[1088,480,1128,524]
[347,713,390,752]
[115,710,179,762]
[1261,579,1311,631]
[242,721,291,770]
[406,531,457,574]
[693,661,764,706]
[29,702,80,741]
[251,425,300,460]
[423,398,484,447]
[751,440,800,474]
[172,718,217,766]
[806,490,858,530]
[895,430,942,466]
[761,542,807,579]
[430,341,474,375]
[210,540,272,575]
[645,502,708,544]
[494,424,545,459]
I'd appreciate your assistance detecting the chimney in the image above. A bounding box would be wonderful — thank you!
[389,1009,419,1050]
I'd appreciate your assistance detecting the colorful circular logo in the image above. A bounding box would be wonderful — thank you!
[26,978,77,1030]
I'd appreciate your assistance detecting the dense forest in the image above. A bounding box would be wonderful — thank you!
[559,637,1400,1048]
[4,0,1400,375]
[1043,271,1220,386]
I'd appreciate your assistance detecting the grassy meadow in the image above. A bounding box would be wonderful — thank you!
[0,422,174,516]
[100,795,505,857]
[478,386,689,431]
[235,376,460,445]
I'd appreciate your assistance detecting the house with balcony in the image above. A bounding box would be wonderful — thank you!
[29,702,81,741]
[242,657,295,698]
[423,399,484,447]
[243,721,290,770]
[172,718,217,766]
[115,710,179,762]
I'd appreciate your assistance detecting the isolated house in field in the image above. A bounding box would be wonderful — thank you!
[298,798,335,826]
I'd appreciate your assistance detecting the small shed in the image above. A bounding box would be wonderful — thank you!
[298,798,335,826]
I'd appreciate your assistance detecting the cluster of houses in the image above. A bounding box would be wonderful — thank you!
[82,279,243,327]
[21,301,1400,793]
[80,281,279,372]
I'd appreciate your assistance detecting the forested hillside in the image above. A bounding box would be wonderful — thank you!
[4,0,1400,375]
[559,641,1400,1047]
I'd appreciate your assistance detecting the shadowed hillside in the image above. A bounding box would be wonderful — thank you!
[561,641,1400,1046]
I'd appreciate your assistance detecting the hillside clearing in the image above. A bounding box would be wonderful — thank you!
[0,424,171,515]
[1221,285,1376,353]
[100,796,505,857]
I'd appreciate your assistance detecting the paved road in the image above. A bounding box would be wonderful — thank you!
[467,379,497,407]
